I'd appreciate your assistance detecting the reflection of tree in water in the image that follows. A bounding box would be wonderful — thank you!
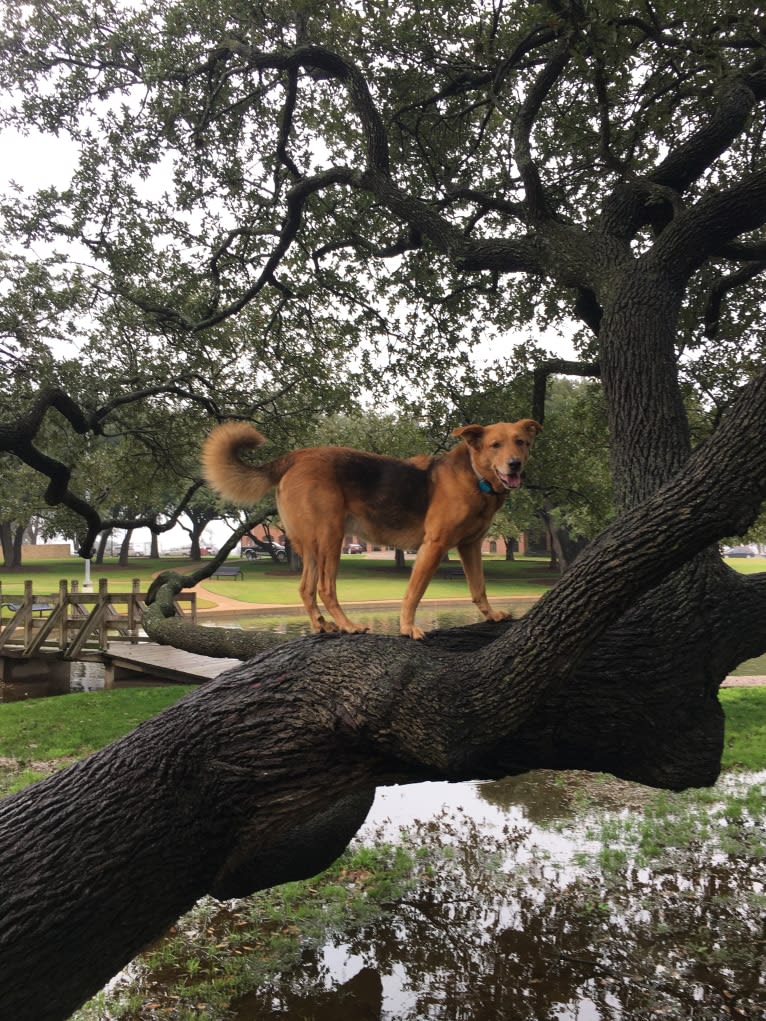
[232,817,763,1021]
[476,770,577,824]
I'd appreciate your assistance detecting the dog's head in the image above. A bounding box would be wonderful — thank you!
[452,419,542,491]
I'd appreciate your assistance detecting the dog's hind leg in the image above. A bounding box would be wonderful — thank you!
[457,540,509,623]
[316,548,368,634]
[298,552,338,633]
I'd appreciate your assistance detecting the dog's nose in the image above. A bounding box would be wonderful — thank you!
[508,459,522,471]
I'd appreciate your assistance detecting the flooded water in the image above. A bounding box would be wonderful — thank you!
[222,774,765,1021]
[81,769,766,1021]
[208,602,536,636]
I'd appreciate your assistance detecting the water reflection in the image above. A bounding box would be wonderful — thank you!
[226,775,765,1021]
[95,773,764,1021]
[210,602,538,636]
[228,793,764,1021]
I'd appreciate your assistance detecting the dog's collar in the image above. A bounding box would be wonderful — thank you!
[473,465,504,496]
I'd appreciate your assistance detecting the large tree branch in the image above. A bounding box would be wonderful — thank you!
[600,65,766,239]
[703,260,766,337]
[512,36,571,221]
[220,41,391,174]
[652,69,766,194]
[651,168,766,280]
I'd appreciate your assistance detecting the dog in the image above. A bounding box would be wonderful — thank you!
[202,419,542,639]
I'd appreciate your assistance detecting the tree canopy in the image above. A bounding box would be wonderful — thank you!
[2,2,766,1017]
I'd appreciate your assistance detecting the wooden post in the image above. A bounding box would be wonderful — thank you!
[103,658,115,690]
[23,580,34,648]
[58,580,68,651]
[129,579,140,643]
[97,578,109,649]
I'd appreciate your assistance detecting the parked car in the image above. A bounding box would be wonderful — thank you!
[342,543,365,554]
[723,545,757,557]
[242,542,287,562]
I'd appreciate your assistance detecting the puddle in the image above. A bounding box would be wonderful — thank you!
[225,773,765,1021]
[208,602,538,636]
[76,770,766,1021]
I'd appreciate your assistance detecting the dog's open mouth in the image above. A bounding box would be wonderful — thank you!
[495,469,522,490]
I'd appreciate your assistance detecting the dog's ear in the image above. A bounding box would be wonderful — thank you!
[517,419,543,441]
[452,424,485,448]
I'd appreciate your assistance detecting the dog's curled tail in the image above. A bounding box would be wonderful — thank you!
[202,421,278,505]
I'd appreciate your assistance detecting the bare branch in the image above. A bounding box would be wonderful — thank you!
[512,37,571,220]
[652,168,766,279]
[703,260,766,338]
[532,358,601,424]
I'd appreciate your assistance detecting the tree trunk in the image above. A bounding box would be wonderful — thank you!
[0,521,15,566]
[118,528,132,567]
[189,526,203,560]
[94,528,110,564]
[11,524,24,567]
[539,508,588,573]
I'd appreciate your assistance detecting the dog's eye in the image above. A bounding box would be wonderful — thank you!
[491,441,502,448]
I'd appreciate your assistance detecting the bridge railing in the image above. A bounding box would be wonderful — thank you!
[0,578,196,659]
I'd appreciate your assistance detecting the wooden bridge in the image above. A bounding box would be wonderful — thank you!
[0,578,240,688]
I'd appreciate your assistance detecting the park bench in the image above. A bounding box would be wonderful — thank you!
[211,565,243,580]
[1,601,54,616]
[441,567,465,579]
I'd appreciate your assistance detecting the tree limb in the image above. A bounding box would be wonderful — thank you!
[531,358,601,424]
[703,260,766,337]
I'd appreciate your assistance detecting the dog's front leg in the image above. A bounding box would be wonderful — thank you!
[400,539,449,639]
[457,540,509,623]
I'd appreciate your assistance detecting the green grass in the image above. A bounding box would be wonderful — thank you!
[203,555,557,605]
[0,687,194,761]
[4,555,764,615]
[0,554,558,608]
[720,688,766,770]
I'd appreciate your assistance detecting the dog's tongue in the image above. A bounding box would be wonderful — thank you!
[498,472,522,490]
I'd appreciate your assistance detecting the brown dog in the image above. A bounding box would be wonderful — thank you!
[202,419,541,639]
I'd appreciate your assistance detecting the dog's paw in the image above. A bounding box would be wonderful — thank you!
[401,624,426,640]
[486,609,512,623]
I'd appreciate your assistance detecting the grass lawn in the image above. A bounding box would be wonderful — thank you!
[0,554,560,607]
